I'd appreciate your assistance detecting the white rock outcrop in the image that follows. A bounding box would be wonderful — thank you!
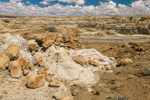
[0,33,117,86]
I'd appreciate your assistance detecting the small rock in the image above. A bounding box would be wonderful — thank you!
[137,46,145,51]
[24,62,30,70]
[87,88,93,93]
[3,90,8,94]
[28,44,39,52]
[23,69,30,76]
[118,57,133,66]
[0,93,3,100]
[73,55,85,65]
[46,75,53,82]
[49,80,60,87]
[0,51,10,70]
[61,96,72,100]
[44,65,49,70]
[99,58,104,61]
[26,73,45,89]
[88,60,99,67]
[53,92,62,100]
[71,89,79,96]
[35,36,45,43]
[9,61,22,78]
[28,62,35,71]
[5,44,20,60]
[104,64,111,70]
[35,56,43,65]
[17,58,26,68]
[38,61,45,68]
[32,50,36,55]
[38,69,48,78]
[42,39,52,49]
[109,57,115,60]
[122,43,129,47]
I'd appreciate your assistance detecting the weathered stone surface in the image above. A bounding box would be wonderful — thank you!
[35,56,43,64]
[46,75,53,82]
[17,58,26,68]
[99,58,104,61]
[0,51,10,70]
[28,44,39,52]
[73,55,85,65]
[26,73,45,89]
[9,61,22,78]
[38,69,48,78]
[61,96,73,100]
[35,36,45,43]
[38,61,45,67]
[5,44,20,60]
[88,60,99,67]
[42,39,52,49]
[23,69,30,76]
[53,92,62,100]
[24,62,30,70]
[28,62,35,71]
[49,80,60,87]
[0,93,3,100]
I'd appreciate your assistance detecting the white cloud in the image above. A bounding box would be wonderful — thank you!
[0,0,150,16]
[58,0,85,5]
[40,1,50,5]
[26,1,30,4]
[40,0,85,5]
[9,0,21,3]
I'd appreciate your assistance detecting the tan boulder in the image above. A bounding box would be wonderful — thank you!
[26,73,45,89]
[38,61,45,68]
[99,58,104,61]
[47,33,56,41]
[35,56,43,64]
[49,80,60,87]
[73,55,85,65]
[88,60,99,67]
[118,57,133,65]
[104,64,111,70]
[23,69,30,76]
[28,44,39,52]
[46,75,53,82]
[0,51,10,70]
[62,36,70,43]
[122,43,129,47]
[17,58,26,68]
[70,40,75,46]
[35,36,45,43]
[38,69,48,78]
[24,62,30,70]
[9,61,22,78]
[137,46,145,51]
[28,62,35,71]
[61,96,73,100]
[42,39,52,49]
[5,44,20,60]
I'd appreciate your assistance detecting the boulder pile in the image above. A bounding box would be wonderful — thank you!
[0,31,117,99]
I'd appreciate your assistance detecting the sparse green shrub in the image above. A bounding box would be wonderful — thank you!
[106,30,117,35]
[143,66,150,75]
[45,26,57,32]
[24,32,29,35]
[111,95,130,100]
[3,19,10,23]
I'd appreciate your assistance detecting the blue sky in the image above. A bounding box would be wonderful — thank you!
[0,0,149,16]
